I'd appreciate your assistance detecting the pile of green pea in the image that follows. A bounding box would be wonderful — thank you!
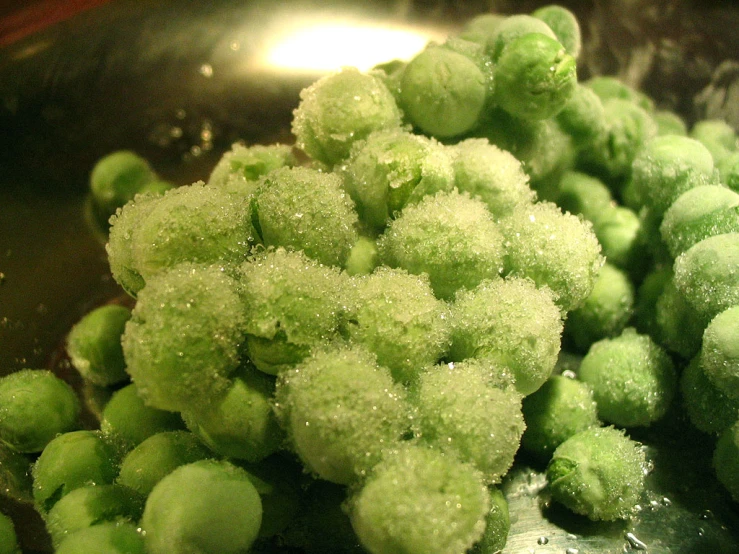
[1,5,739,553]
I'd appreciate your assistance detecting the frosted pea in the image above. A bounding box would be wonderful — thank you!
[378,189,505,300]
[660,185,739,258]
[713,420,739,503]
[718,151,739,192]
[631,266,672,340]
[122,264,246,412]
[0,512,20,554]
[45,483,144,548]
[117,431,211,497]
[485,14,556,61]
[343,268,451,384]
[66,304,131,386]
[32,431,119,514]
[451,138,535,219]
[253,166,358,267]
[274,346,409,485]
[55,523,145,554]
[292,67,402,165]
[0,370,80,454]
[578,329,677,427]
[450,277,563,396]
[100,383,184,453]
[141,460,263,554]
[411,359,525,483]
[469,486,510,554]
[673,233,739,323]
[631,135,717,218]
[500,201,604,312]
[555,170,613,222]
[690,119,737,166]
[494,33,577,121]
[400,45,488,137]
[556,84,607,147]
[181,365,283,461]
[701,306,739,400]
[654,110,688,136]
[340,128,454,232]
[592,205,648,274]
[89,150,160,221]
[522,375,599,461]
[344,236,378,276]
[458,13,505,46]
[238,248,348,375]
[681,356,739,436]
[547,426,646,521]
[207,142,296,187]
[532,4,581,58]
[349,445,489,554]
[565,263,634,353]
[654,277,706,359]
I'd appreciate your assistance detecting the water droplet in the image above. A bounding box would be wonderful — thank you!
[625,532,647,550]
[566,548,579,554]
[537,536,549,545]
[199,63,214,78]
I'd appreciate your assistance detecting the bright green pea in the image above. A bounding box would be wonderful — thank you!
[66,304,131,386]
[0,370,80,453]
[547,426,646,521]
[532,4,581,58]
[90,150,157,220]
[494,33,577,121]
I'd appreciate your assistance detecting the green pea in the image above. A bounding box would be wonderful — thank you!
[485,15,556,61]
[344,236,379,276]
[66,304,131,386]
[701,306,739,400]
[532,4,581,58]
[0,370,80,453]
[547,426,646,521]
[556,84,607,147]
[690,119,737,166]
[89,150,157,220]
[207,142,296,187]
[584,76,655,113]
[0,512,20,554]
[654,110,688,136]
[681,356,739,436]
[654,277,706,359]
[555,170,613,222]
[0,442,33,503]
[469,486,510,554]
[713,420,739,503]
[55,523,145,554]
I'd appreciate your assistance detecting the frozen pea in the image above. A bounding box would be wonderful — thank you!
[55,522,145,554]
[691,119,737,166]
[450,277,563,396]
[280,479,364,554]
[494,33,576,121]
[655,110,688,136]
[343,268,451,383]
[660,185,739,258]
[292,67,402,165]
[142,459,263,554]
[340,128,454,232]
[0,512,20,554]
[565,263,634,353]
[522,375,599,461]
[532,4,581,58]
[718,151,739,192]
[439,37,495,100]
[681,356,739,436]
[238,248,348,375]
[181,365,283,461]
[370,59,406,103]
[654,277,706,359]
[579,98,657,185]
[673,233,739,323]
[592,205,647,273]
[451,138,535,219]
[631,135,717,218]
[556,83,607,147]
[400,45,487,137]
[578,329,677,427]
[458,13,505,46]
[117,431,211,497]
[555,170,613,222]
[584,76,655,113]
[0,370,80,453]
[547,426,646,521]
[378,189,505,301]
[701,306,739,400]
[90,150,158,221]
[411,359,525,483]
[66,304,131,386]
[32,430,118,514]
[274,346,409,485]
[344,236,378,276]
[237,455,302,538]
[207,142,296,187]
[0,442,32,503]
[253,166,358,267]
[349,445,489,554]
[122,263,246,412]
[500,201,604,312]
[46,483,144,548]
[713,420,739,502]
[100,383,184,453]
[469,486,510,554]
[485,14,556,61]
[632,266,672,340]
